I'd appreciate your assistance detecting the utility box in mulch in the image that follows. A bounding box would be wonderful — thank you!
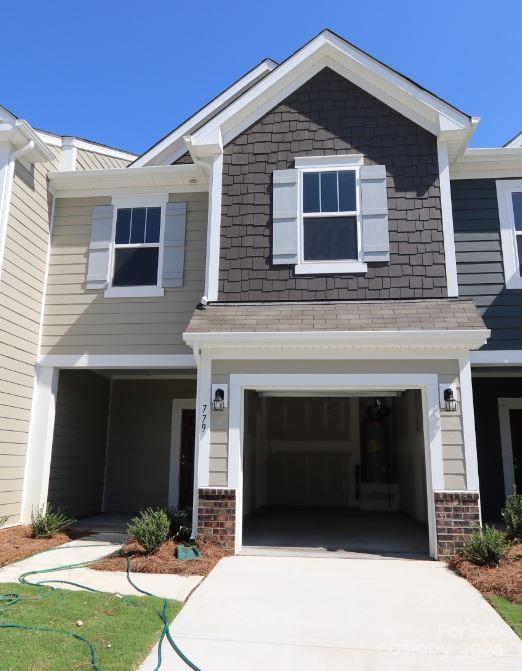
[177,544,201,561]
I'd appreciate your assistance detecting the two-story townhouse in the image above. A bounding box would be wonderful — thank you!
[4,30,520,561]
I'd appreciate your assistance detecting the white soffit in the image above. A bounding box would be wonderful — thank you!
[188,31,472,156]
[451,147,522,180]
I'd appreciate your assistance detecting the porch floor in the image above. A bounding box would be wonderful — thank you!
[241,508,429,558]
[71,513,133,535]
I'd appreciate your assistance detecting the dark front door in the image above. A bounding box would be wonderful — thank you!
[179,408,196,509]
[509,409,522,490]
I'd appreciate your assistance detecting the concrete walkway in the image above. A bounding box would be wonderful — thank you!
[0,533,202,602]
[140,554,522,671]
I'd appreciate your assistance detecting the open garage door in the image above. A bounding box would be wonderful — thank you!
[242,390,429,557]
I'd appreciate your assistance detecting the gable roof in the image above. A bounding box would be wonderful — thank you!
[134,30,477,168]
[504,131,522,148]
[131,58,278,168]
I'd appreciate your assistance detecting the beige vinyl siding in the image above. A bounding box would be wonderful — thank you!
[47,370,110,517]
[75,149,132,170]
[103,379,196,512]
[0,147,60,523]
[208,359,466,490]
[41,192,207,355]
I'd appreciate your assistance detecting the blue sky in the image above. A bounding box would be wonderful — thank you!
[3,1,521,155]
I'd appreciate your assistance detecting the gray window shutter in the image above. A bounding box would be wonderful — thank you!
[360,165,390,263]
[86,205,114,289]
[272,169,298,265]
[162,202,187,287]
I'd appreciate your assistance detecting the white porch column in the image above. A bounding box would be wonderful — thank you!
[20,366,59,523]
[191,350,211,536]
[459,354,480,492]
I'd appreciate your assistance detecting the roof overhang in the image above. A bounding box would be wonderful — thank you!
[186,30,474,164]
[183,328,490,353]
[49,164,208,198]
[0,109,54,164]
[451,147,522,180]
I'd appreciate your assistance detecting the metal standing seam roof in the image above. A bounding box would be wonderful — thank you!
[185,299,487,334]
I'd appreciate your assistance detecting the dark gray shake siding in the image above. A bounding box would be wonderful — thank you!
[218,68,446,301]
[452,179,522,349]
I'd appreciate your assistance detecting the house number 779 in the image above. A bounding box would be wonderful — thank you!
[201,404,207,431]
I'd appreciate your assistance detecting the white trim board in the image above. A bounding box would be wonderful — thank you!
[226,372,443,558]
[497,179,522,290]
[437,140,459,297]
[471,350,522,366]
[498,398,522,499]
[169,399,196,509]
[37,354,196,369]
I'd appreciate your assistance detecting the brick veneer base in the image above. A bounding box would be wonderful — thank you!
[197,488,236,550]
[434,492,480,558]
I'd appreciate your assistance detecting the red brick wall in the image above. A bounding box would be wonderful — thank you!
[197,488,236,550]
[434,491,481,558]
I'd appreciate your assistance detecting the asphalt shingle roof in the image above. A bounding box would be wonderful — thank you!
[185,299,486,334]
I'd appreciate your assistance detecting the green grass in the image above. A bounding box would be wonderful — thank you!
[0,582,182,671]
[488,595,522,638]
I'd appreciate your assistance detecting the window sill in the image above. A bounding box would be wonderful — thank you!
[104,286,165,298]
[294,261,368,275]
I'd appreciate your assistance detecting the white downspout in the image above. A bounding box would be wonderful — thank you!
[0,139,35,282]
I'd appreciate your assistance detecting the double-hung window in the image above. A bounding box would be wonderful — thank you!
[295,156,367,274]
[497,180,522,289]
[105,196,166,297]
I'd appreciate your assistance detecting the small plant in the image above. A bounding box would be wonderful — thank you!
[0,515,9,528]
[501,487,522,541]
[127,508,170,553]
[167,508,192,542]
[462,525,510,567]
[31,504,75,539]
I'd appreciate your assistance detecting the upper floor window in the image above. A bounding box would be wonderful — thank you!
[497,180,522,289]
[113,207,161,287]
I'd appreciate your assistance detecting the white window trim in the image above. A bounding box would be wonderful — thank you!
[497,179,522,290]
[498,397,522,499]
[105,193,168,298]
[294,156,368,275]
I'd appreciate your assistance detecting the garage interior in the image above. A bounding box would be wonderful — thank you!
[242,389,429,556]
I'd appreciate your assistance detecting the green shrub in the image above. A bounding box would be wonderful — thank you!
[167,509,192,542]
[127,508,170,553]
[463,525,510,567]
[502,487,522,541]
[31,505,75,539]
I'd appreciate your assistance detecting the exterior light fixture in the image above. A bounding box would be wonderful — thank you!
[211,386,227,411]
[443,387,458,412]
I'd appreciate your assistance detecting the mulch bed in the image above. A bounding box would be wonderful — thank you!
[0,525,84,568]
[93,538,230,576]
[449,542,522,604]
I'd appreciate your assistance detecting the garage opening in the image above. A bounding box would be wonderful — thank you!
[242,390,429,556]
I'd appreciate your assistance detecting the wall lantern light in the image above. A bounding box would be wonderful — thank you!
[443,387,458,412]
[211,384,228,411]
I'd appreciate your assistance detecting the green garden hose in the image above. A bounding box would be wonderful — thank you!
[0,542,206,671]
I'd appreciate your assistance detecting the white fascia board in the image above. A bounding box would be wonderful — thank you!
[190,32,471,150]
[451,148,522,180]
[504,132,522,148]
[471,350,522,365]
[183,328,490,351]
[0,120,54,163]
[36,130,136,162]
[48,164,208,198]
[37,354,196,369]
[131,60,278,168]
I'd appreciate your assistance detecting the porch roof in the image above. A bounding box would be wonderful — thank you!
[185,299,487,335]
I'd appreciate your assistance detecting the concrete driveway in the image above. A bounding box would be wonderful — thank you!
[141,555,522,671]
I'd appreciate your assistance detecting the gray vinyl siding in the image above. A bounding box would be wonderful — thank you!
[75,149,132,170]
[47,370,110,517]
[0,146,59,524]
[452,178,522,349]
[103,379,196,512]
[40,192,207,355]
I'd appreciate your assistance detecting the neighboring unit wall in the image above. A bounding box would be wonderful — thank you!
[452,178,522,349]
[41,192,207,355]
[75,149,131,171]
[219,67,446,301]
[103,379,196,512]
[0,149,59,523]
[47,370,110,517]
